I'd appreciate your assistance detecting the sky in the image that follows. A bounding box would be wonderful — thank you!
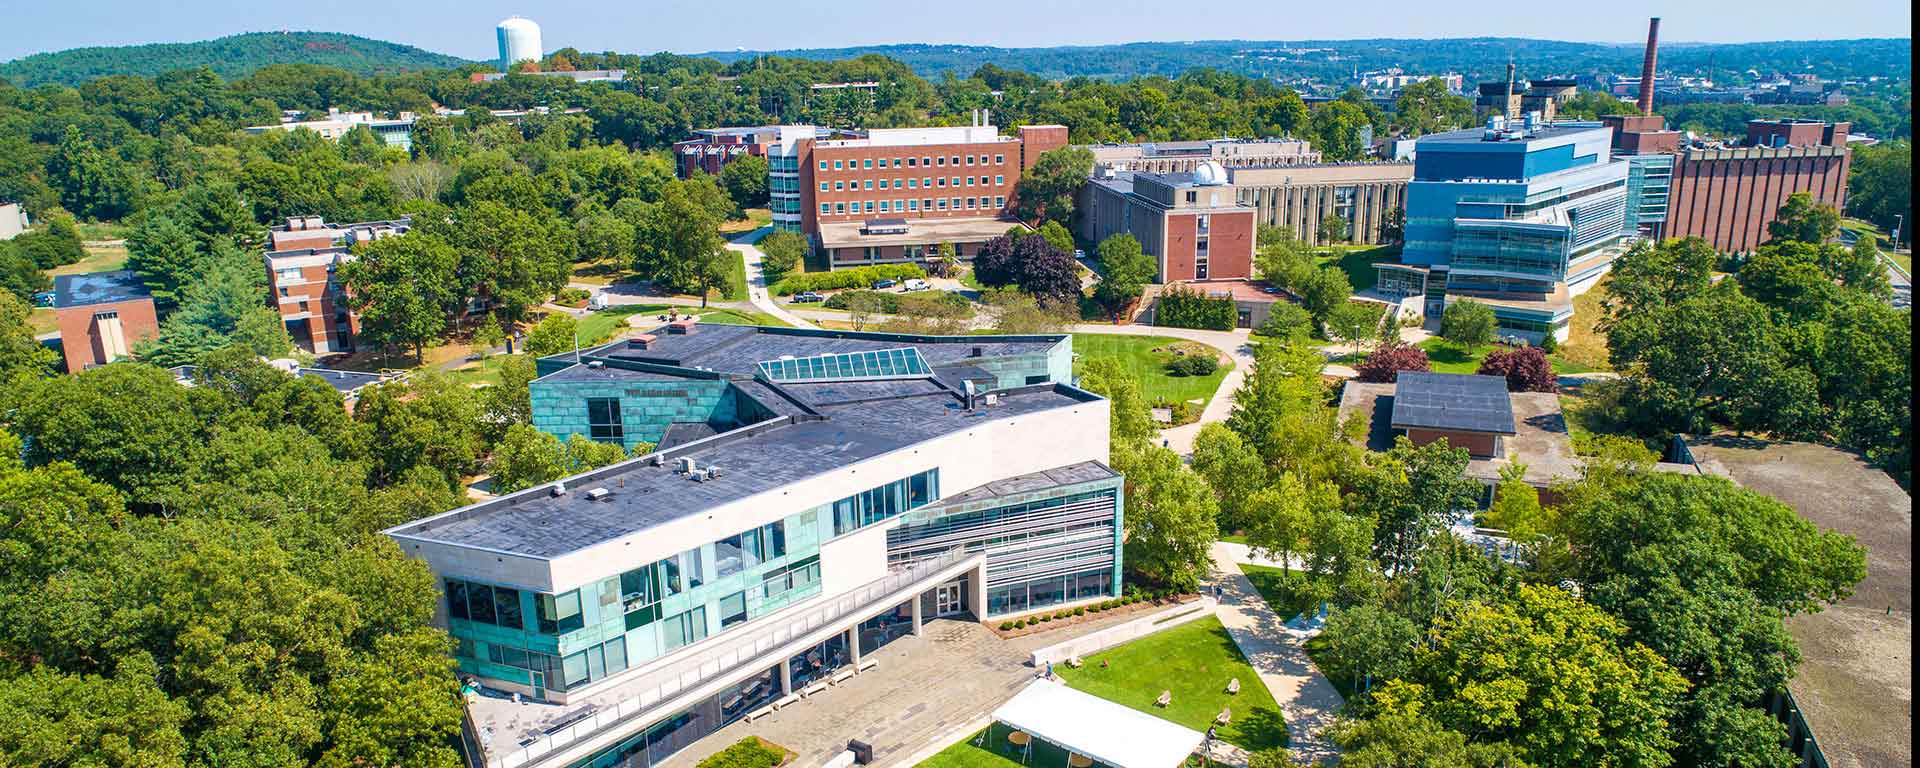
[0,0,1911,62]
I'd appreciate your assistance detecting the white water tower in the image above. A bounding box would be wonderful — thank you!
[496,17,543,72]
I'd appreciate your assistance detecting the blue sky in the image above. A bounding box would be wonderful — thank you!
[0,0,1910,62]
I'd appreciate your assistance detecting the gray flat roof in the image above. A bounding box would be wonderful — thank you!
[1417,123,1608,146]
[53,270,149,308]
[1390,372,1516,435]
[563,324,1063,376]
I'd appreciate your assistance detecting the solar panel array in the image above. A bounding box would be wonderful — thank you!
[1390,372,1517,434]
[757,347,932,383]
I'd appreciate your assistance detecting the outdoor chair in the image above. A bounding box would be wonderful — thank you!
[1155,690,1172,707]
[1226,678,1240,695]
[1216,706,1232,725]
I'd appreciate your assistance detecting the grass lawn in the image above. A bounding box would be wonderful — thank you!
[1316,244,1399,292]
[72,222,129,242]
[918,730,1214,768]
[1220,533,1249,546]
[958,268,986,291]
[1891,250,1914,273]
[719,208,772,234]
[576,304,787,346]
[1416,338,1596,376]
[28,308,56,334]
[1072,334,1233,409]
[444,353,520,388]
[1236,564,1318,621]
[1556,279,1615,372]
[49,245,130,277]
[1055,616,1288,750]
[721,251,749,301]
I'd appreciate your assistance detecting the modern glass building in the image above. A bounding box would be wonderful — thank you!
[1388,115,1649,343]
[387,324,1120,768]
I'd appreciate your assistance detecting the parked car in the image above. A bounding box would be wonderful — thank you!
[902,279,931,292]
[1073,249,1086,260]
[587,291,610,310]
[791,292,826,303]
[871,279,899,290]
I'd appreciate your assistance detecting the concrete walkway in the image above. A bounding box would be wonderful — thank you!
[727,227,818,329]
[1206,542,1344,764]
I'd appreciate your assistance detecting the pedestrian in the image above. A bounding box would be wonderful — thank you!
[1045,660,1053,679]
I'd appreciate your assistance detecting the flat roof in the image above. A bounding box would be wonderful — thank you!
[1339,382,1575,485]
[1417,122,1609,147]
[817,217,1023,249]
[1390,373,1517,435]
[388,382,1095,558]
[1685,438,1911,768]
[562,324,1063,375]
[53,270,149,309]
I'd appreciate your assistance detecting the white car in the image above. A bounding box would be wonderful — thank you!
[902,279,931,292]
[588,292,610,310]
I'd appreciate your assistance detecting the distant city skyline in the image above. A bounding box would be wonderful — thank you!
[0,0,1910,64]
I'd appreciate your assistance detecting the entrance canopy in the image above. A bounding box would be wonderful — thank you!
[991,679,1206,768]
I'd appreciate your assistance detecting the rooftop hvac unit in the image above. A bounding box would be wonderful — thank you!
[650,453,666,466]
[677,457,697,474]
[691,468,711,482]
[984,393,1000,406]
[706,466,723,479]
[585,487,610,501]
[549,481,566,497]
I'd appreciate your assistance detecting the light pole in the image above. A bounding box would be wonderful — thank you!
[1893,214,1903,251]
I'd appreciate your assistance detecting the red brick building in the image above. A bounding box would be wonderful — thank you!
[52,270,159,373]
[1078,161,1257,282]
[1605,116,1852,254]
[263,216,410,355]
[672,125,843,179]
[784,116,1069,268]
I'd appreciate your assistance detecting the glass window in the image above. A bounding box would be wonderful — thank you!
[834,180,844,191]
[819,161,828,171]
[864,201,874,212]
[966,155,975,166]
[836,203,846,214]
[537,591,584,635]
[863,179,873,190]
[995,175,1004,185]
[994,196,1006,208]
[446,580,469,620]
[819,182,829,192]
[936,156,945,166]
[720,591,748,628]
[878,179,889,190]
[833,160,843,170]
[605,637,627,674]
[562,651,589,687]
[468,584,496,625]
[879,201,890,212]
[664,607,708,651]
[936,178,946,188]
[863,159,873,169]
[995,154,1005,164]
[908,200,919,211]
[820,203,830,214]
[950,156,961,165]
[495,587,523,630]
[587,398,623,443]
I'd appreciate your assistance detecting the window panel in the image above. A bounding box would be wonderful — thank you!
[493,586,524,631]
[447,580,470,620]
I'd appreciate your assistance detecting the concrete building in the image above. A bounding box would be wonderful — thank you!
[1078,161,1256,282]
[473,69,628,84]
[52,271,159,373]
[1338,372,1584,503]
[243,108,417,150]
[673,125,841,180]
[1387,115,1646,343]
[787,114,1069,267]
[0,202,25,240]
[263,216,411,355]
[1085,137,1320,174]
[386,323,1121,768]
[1229,162,1413,245]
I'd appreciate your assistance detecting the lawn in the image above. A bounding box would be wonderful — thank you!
[721,251,749,302]
[49,244,129,277]
[1072,334,1234,410]
[1316,244,1399,292]
[444,353,520,388]
[719,208,772,234]
[1055,616,1288,750]
[1415,338,1596,376]
[575,305,787,346]
[918,730,1213,768]
[1556,280,1615,372]
[1236,564,1318,621]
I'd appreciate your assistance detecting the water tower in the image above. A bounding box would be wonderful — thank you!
[496,17,542,72]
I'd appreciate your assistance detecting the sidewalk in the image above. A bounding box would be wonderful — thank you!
[726,227,818,329]
[1206,542,1344,764]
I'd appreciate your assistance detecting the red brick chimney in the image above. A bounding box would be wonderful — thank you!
[1638,18,1661,116]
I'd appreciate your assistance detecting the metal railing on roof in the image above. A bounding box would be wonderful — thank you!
[480,546,973,768]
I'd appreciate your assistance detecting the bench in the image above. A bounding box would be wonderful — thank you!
[1226,678,1240,695]
[831,668,856,685]
[857,658,878,673]
[745,705,776,722]
[803,681,830,697]
[772,694,800,710]
[1155,690,1172,708]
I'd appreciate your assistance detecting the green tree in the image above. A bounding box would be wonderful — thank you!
[1404,584,1688,768]
[1317,214,1350,245]
[1319,604,1419,694]
[1332,706,1532,768]
[1326,301,1381,354]
[446,200,575,325]
[1244,473,1333,574]
[1598,237,1716,337]
[1360,436,1481,576]
[1846,140,1910,241]
[1253,302,1313,341]
[0,655,190,768]
[0,242,49,303]
[336,231,462,362]
[45,126,143,220]
[124,214,204,309]
[1479,464,1548,542]
[0,292,56,381]
[1608,283,1811,436]
[138,242,287,365]
[1115,442,1219,591]
[719,154,770,209]
[1391,78,1474,137]
[634,179,729,307]
[1379,206,1405,244]
[1295,266,1353,322]
[1189,423,1267,532]
[1076,356,1157,448]
[1012,146,1094,226]
[526,312,580,357]
[1439,299,1496,354]
[1310,101,1372,161]
[352,373,484,488]
[575,213,637,272]
[1036,220,1075,254]
[488,424,632,493]
[1766,191,1840,244]
[757,229,807,282]
[9,363,206,509]
[1226,340,1335,466]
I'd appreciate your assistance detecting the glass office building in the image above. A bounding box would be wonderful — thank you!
[1391,116,1639,343]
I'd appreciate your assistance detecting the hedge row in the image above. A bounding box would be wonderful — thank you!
[1155,284,1236,330]
[769,264,926,296]
[995,591,1177,630]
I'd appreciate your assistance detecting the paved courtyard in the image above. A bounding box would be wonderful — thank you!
[660,610,1166,767]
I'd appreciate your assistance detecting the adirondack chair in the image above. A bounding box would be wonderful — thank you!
[1226,677,1241,695]
[1154,690,1172,708]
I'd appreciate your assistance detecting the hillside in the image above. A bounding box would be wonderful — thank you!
[0,32,474,87]
[697,37,1913,83]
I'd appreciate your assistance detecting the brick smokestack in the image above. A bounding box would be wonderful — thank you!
[1638,17,1661,116]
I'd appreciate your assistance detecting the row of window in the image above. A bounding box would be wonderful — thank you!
[820,175,1004,192]
[716,521,787,577]
[761,555,822,601]
[830,469,939,536]
[446,579,523,629]
[822,197,1005,215]
[820,153,1003,171]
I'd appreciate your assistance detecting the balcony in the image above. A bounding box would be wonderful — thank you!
[469,547,981,768]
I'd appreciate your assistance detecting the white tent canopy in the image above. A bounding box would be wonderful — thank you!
[990,679,1207,768]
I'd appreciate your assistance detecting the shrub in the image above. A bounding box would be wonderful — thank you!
[556,287,590,306]
[1039,614,1052,623]
[1167,354,1220,377]
[770,264,925,295]
[824,289,901,313]
[1054,610,1068,620]
[696,737,785,768]
[1088,604,1102,613]
[1478,345,1559,393]
[526,312,579,357]
[1000,621,1014,630]
[1253,301,1314,340]
[1355,342,1432,383]
[1537,331,1560,354]
[1154,284,1236,330]
[1073,606,1086,616]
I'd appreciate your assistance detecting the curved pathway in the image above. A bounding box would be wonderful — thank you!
[1206,542,1344,764]
[726,227,818,329]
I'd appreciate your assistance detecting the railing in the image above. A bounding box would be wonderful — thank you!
[485,547,972,768]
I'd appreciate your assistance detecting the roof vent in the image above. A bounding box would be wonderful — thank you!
[691,468,711,482]
[585,487,610,501]
[970,346,984,358]
[586,360,605,369]
[706,465,723,479]
[627,334,657,350]
[677,457,697,474]
[549,481,566,497]
[650,453,666,466]
[984,393,1000,406]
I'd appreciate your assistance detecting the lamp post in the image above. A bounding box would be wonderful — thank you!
[1893,214,1903,251]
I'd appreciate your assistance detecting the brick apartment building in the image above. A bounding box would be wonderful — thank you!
[780,113,1069,268]
[672,125,842,179]
[52,270,159,373]
[1605,116,1852,254]
[1079,161,1256,282]
[263,216,411,355]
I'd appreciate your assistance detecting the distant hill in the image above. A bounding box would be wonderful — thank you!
[696,37,1913,83]
[0,32,474,87]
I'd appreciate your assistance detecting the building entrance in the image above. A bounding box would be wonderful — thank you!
[936,583,965,616]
